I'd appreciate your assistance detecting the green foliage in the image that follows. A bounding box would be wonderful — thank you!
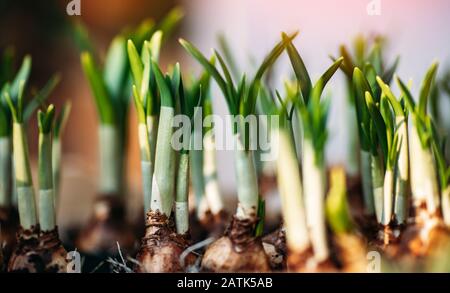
[430,121,450,189]
[0,54,33,136]
[54,101,72,138]
[180,32,297,141]
[23,74,60,122]
[10,55,32,100]
[353,67,387,156]
[81,52,115,125]
[283,34,312,103]
[80,8,183,128]
[396,62,439,148]
[0,47,14,85]
[4,71,58,126]
[38,105,56,134]
[336,35,399,85]
[336,36,399,161]
[283,35,342,164]
[364,91,388,159]
[376,76,405,117]
[128,30,167,121]
[297,92,330,166]
[152,60,174,108]
[180,34,297,152]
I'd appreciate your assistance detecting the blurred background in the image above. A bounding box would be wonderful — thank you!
[1,0,449,230]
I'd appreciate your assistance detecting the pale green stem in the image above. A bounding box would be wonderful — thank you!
[442,186,450,228]
[203,132,224,215]
[303,139,328,262]
[257,114,278,177]
[175,152,189,234]
[371,154,384,223]
[409,119,440,214]
[144,116,158,214]
[151,106,176,216]
[39,134,53,190]
[98,125,121,195]
[52,138,62,200]
[13,123,37,229]
[382,168,394,225]
[190,150,204,194]
[0,137,12,206]
[292,110,303,161]
[138,123,152,213]
[147,116,158,157]
[234,134,259,220]
[39,189,56,232]
[361,150,375,215]
[39,133,56,231]
[147,114,158,175]
[276,129,309,254]
[11,157,17,206]
[394,118,409,224]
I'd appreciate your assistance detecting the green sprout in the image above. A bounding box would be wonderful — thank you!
[396,63,440,215]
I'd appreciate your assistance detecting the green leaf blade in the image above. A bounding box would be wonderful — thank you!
[81,52,115,125]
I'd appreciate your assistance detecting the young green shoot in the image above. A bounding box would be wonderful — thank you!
[180,32,297,221]
[336,36,399,211]
[273,97,310,257]
[4,82,37,230]
[396,63,440,215]
[150,61,176,217]
[298,95,331,263]
[377,77,410,224]
[80,18,167,196]
[192,62,225,218]
[284,34,344,262]
[38,105,56,232]
[187,65,225,220]
[365,91,401,226]
[430,122,450,227]
[81,51,120,195]
[128,31,164,214]
[0,55,32,207]
[353,68,387,223]
[174,67,204,235]
[430,69,450,164]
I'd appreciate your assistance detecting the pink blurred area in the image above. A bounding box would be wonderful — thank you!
[182,0,450,189]
[183,0,450,73]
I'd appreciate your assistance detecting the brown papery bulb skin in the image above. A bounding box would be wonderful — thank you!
[8,226,43,273]
[8,226,69,273]
[135,211,196,273]
[76,195,136,255]
[201,215,271,272]
[38,228,68,273]
[262,227,287,270]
